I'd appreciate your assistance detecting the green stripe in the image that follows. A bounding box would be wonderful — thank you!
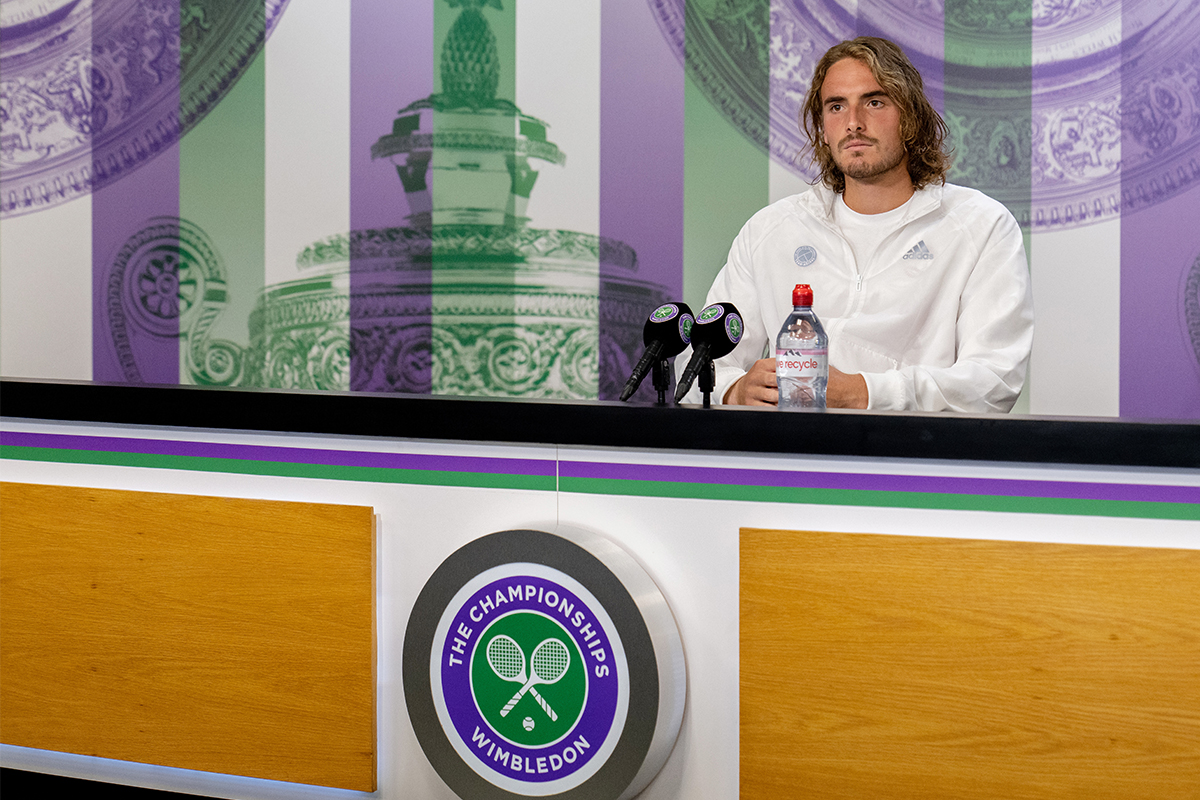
[944,1,1033,413]
[179,39,267,385]
[682,0,770,315]
[431,0,529,395]
[6,445,1188,520]
[558,475,1198,521]
[943,0,1033,227]
[1,446,554,492]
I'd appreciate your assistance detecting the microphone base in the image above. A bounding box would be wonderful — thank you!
[699,361,715,409]
[652,359,670,406]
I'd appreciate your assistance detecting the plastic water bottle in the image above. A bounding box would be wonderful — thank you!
[776,284,828,410]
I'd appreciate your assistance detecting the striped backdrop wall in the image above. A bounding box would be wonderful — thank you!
[2,0,1198,418]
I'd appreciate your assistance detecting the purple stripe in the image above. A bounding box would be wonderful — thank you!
[5,429,1192,504]
[350,1,429,233]
[1118,186,1200,419]
[1119,3,1200,419]
[1,431,554,477]
[559,460,1198,504]
[598,0,685,401]
[349,0,433,392]
[92,112,181,383]
[600,0,684,299]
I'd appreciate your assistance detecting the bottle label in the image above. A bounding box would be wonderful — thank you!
[776,348,828,378]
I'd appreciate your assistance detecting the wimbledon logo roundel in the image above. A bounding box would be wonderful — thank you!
[404,528,686,800]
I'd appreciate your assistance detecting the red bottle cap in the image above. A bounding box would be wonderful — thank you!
[792,284,813,306]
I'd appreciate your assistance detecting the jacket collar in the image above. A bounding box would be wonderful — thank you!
[798,181,943,227]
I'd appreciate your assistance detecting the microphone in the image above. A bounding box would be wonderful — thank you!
[619,302,695,402]
[673,302,744,404]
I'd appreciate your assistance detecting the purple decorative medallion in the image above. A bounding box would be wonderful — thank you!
[0,0,291,216]
[650,0,1200,230]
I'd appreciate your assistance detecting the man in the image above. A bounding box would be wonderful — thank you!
[695,37,1033,412]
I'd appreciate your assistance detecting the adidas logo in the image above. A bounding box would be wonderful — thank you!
[902,240,934,260]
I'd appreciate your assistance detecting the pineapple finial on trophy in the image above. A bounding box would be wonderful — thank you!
[371,0,565,228]
[441,0,503,107]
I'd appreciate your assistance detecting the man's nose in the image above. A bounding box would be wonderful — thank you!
[846,107,864,132]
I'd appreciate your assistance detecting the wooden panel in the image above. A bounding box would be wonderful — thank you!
[0,483,375,791]
[740,528,1200,800]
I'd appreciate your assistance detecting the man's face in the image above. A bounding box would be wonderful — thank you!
[819,57,907,185]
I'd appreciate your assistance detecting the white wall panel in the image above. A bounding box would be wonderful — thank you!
[0,197,93,380]
[265,0,352,287]
[769,158,812,205]
[1029,217,1121,417]
[516,0,601,237]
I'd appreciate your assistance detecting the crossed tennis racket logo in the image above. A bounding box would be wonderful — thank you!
[486,634,571,722]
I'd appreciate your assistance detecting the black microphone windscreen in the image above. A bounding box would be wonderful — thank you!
[690,302,744,360]
[619,302,695,402]
[673,302,744,403]
[642,302,694,358]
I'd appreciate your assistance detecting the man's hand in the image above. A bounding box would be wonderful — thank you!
[724,358,779,405]
[828,366,868,409]
[725,361,869,408]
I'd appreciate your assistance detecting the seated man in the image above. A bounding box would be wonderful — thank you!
[694,36,1033,412]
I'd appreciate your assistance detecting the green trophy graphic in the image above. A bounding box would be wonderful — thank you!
[248,0,670,399]
[471,612,586,748]
[106,217,245,386]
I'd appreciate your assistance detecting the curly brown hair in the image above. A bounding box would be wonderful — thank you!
[801,37,951,193]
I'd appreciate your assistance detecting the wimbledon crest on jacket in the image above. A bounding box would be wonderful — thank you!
[405,528,685,800]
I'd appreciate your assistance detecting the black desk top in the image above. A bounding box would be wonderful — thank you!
[2,379,1197,469]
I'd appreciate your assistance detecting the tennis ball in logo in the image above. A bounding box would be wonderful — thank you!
[471,611,587,748]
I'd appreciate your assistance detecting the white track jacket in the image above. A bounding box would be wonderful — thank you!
[693,182,1034,412]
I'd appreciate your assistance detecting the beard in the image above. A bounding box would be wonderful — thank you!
[833,134,907,182]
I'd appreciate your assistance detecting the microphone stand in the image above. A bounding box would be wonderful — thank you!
[697,360,715,409]
[651,359,671,406]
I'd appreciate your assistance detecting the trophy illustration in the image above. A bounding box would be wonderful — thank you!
[249,0,667,400]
